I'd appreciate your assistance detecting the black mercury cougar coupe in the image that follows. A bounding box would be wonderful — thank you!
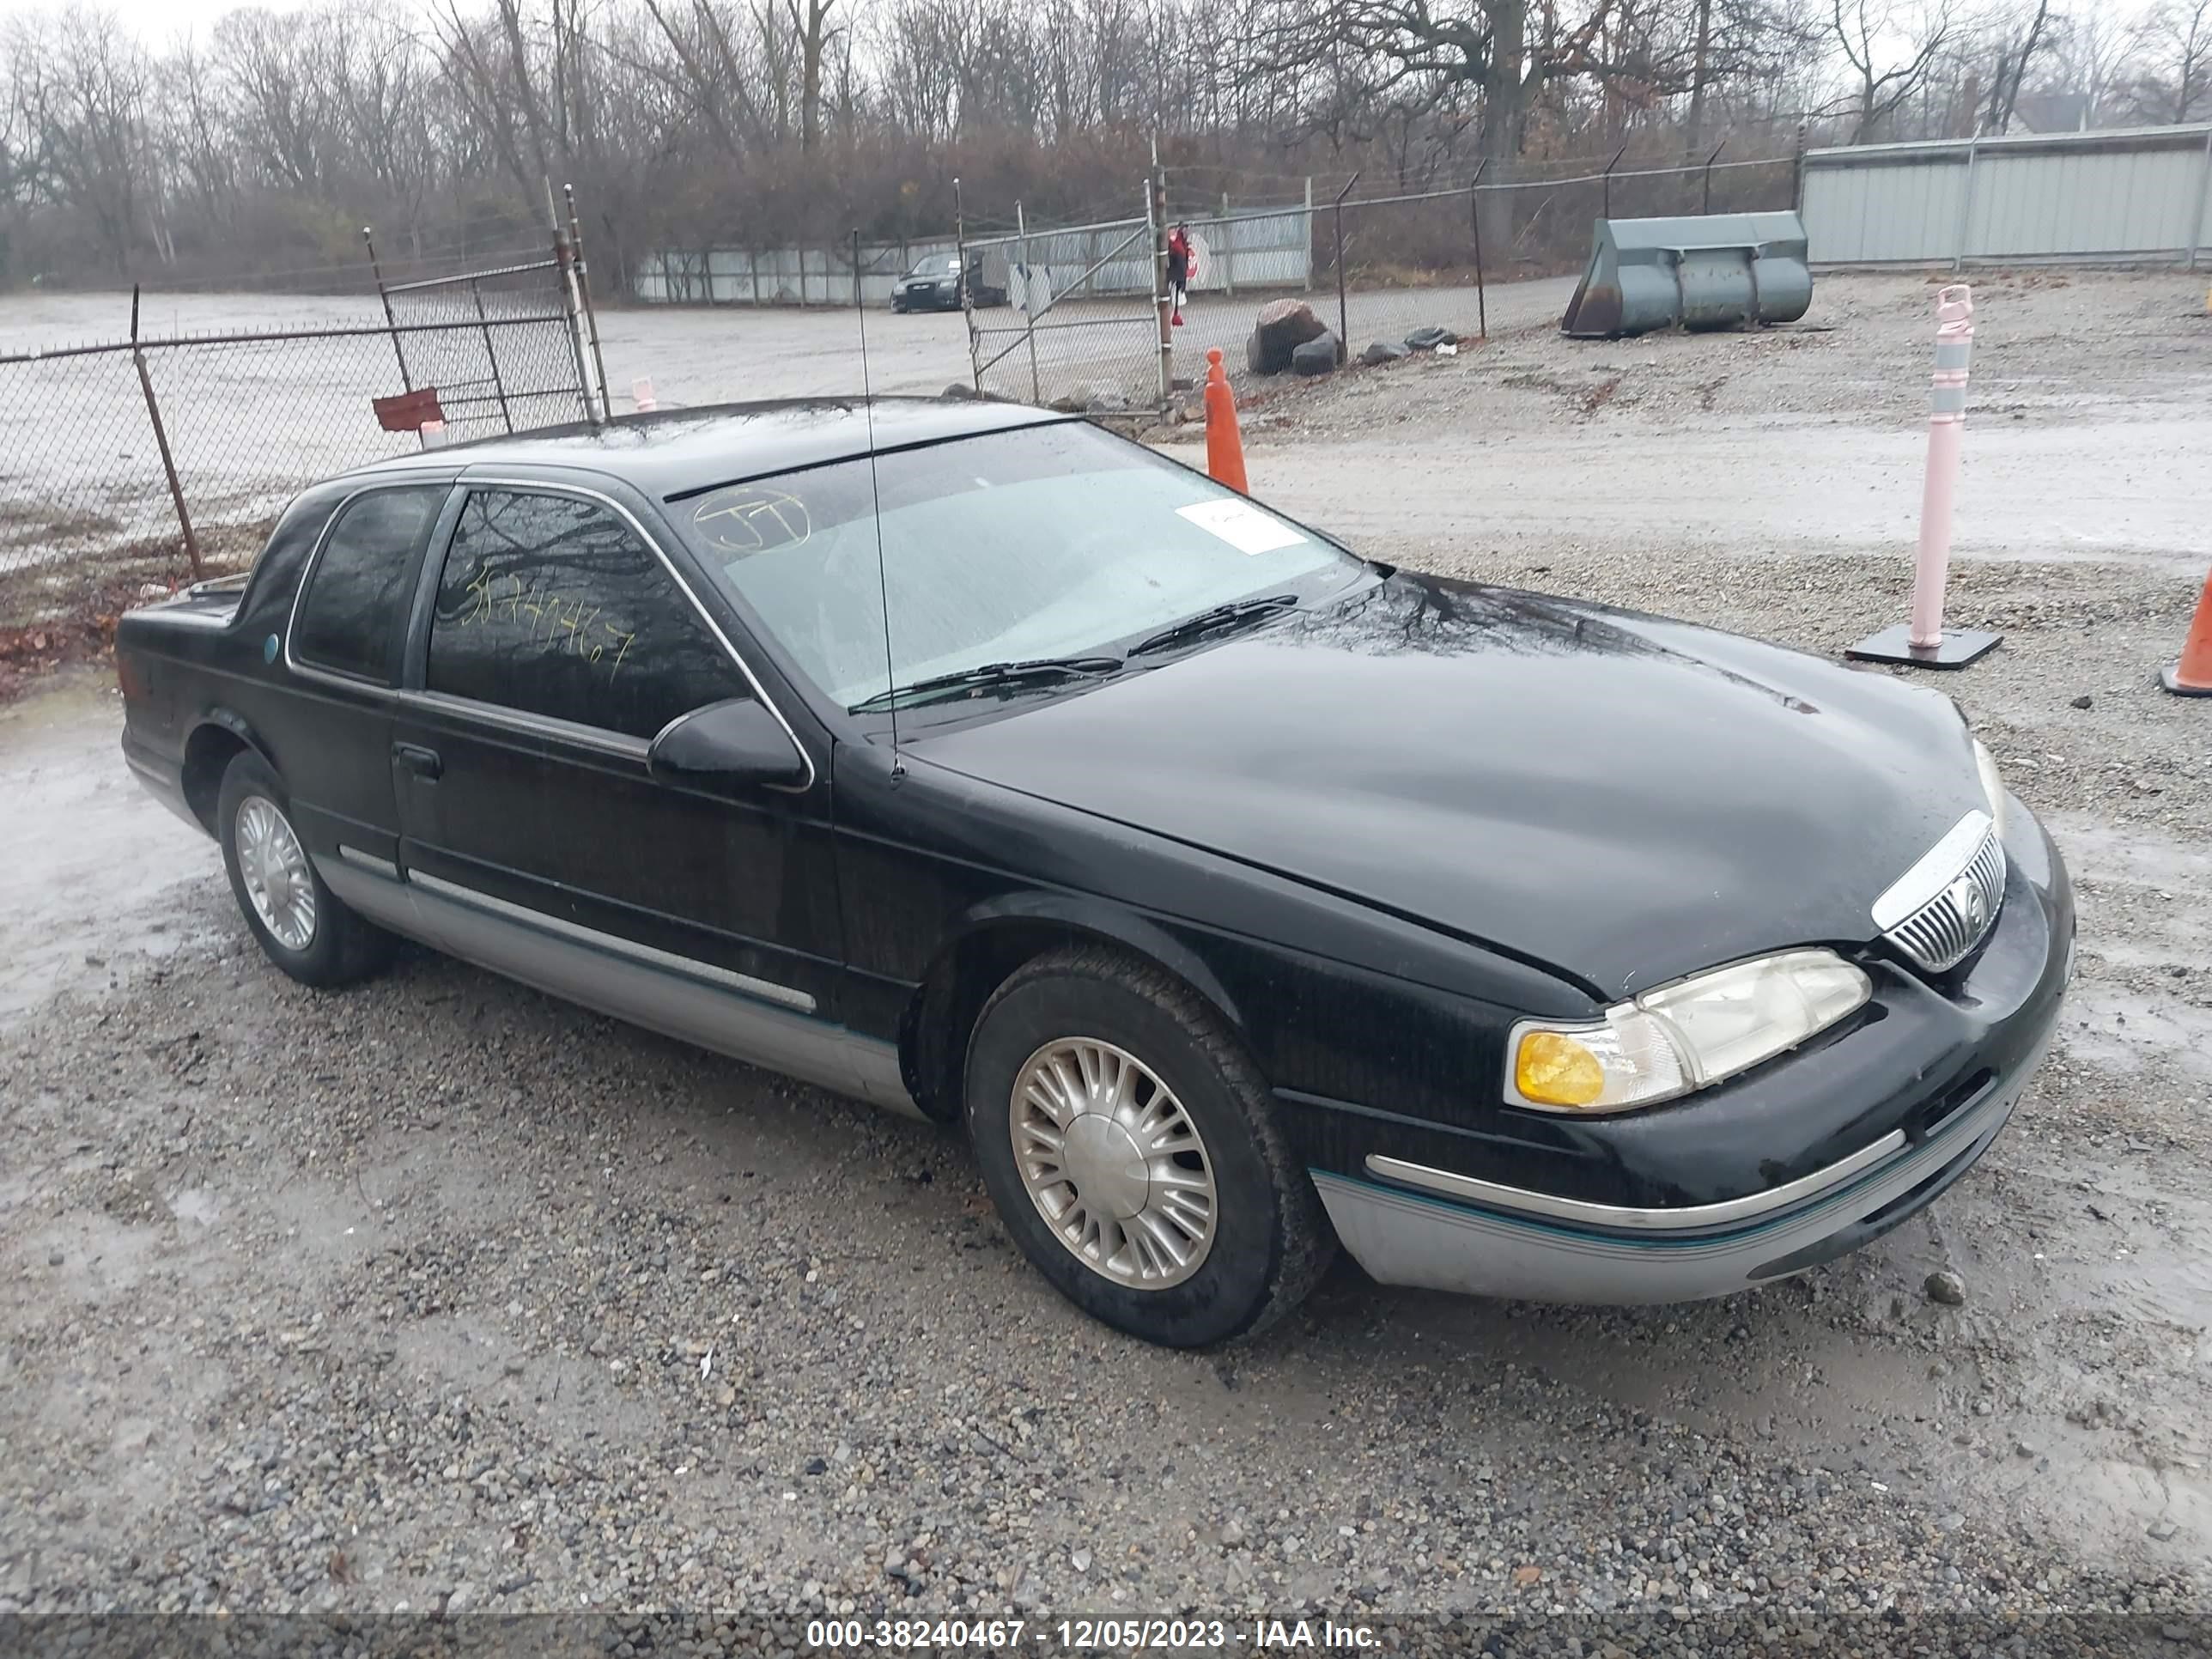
[117,401,2073,1347]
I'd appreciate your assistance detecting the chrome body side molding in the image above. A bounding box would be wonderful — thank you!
[313,854,920,1119]
[1365,1129,1908,1233]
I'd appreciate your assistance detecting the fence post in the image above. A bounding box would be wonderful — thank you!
[1469,159,1489,341]
[1018,201,1040,404]
[1703,137,1729,216]
[1333,174,1358,365]
[566,184,613,422]
[362,226,422,450]
[471,277,514,434]
[1303,178,1314,292]
[1601,143,1629,219]
[552,223,601,427]
[1151,173,1172,410]
[1953,139,1980,272]
[957,175,981,395]
[750,247,762,306]
[2187,125,2212,270]
[1791,121,1809,214]
[129,285,203,583]
[1221,191,1235,297]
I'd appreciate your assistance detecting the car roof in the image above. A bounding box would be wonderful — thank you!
[344,397,1070,501]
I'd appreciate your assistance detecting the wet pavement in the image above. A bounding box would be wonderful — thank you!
[0,673,215,1017]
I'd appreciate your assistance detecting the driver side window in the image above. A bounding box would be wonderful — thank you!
[425,489,750,740]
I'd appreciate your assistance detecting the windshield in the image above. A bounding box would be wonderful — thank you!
[909,255,958,277]
[673,422,1364,711]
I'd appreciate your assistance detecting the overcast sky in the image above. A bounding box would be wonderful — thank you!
[101,0,428,44]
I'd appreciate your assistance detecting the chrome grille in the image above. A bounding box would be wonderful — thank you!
[1883,823,2006,973]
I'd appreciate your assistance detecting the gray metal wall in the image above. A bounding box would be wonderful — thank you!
[634,210,1315,307]
[1803,124,2212,268]
[634,240,960,305]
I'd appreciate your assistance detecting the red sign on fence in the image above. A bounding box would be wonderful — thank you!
[372,386,445,433]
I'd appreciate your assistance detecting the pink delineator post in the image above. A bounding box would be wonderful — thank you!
[1908,284,1974,649]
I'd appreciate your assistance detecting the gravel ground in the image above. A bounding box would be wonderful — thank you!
[3,269,2210,1653]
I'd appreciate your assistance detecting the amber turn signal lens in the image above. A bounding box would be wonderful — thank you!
[1515,1031,1606,1108]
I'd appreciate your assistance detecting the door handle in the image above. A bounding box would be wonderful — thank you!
[392,742,443,781]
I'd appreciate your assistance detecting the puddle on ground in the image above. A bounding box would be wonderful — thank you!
[0,669,221,1017]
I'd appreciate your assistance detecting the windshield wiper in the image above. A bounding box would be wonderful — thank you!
[848,655,1125,714]
[1127,593,1300,658]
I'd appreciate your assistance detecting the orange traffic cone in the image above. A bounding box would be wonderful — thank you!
[2160,566,2212,697]
[1202,347,1247,495]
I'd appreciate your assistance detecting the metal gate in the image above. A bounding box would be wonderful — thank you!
[962,198,1164,411]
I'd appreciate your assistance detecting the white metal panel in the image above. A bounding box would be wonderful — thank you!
[1967,143,2201,257]
[1805,155,1967,263]
[1806,124,2212,265]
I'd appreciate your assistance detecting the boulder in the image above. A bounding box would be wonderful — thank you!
[1290,331,1341,376]
[1084,387,1132,414]
[1359,340,1411,368]
[939,381,980,399]
[1404,325,1460,350]
[1246,298,1329,374]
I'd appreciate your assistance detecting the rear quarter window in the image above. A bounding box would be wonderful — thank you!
[292,486,447,683]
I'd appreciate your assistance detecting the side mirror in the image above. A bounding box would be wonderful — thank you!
[648,697,809,788]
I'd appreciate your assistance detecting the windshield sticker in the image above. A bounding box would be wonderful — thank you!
[691,485,811,556]
[1176,499,1308,556]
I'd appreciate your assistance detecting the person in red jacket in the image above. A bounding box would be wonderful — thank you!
[1166,222,1195,326]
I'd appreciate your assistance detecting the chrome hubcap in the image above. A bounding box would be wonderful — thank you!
[235,795,316,952]
[1011,1038,1217,1290]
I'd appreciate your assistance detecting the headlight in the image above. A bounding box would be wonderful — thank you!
[1972,738,2006,834]
[1509,949,1873,1114]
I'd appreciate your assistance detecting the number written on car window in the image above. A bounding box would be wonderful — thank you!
[426,490,749,740]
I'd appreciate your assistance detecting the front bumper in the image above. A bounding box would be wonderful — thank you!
[1315,1019,2048,1303]
[1310,799,2073,1305]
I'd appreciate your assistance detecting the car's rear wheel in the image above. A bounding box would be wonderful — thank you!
[964,946,1334,1346]
[216,750,393,988]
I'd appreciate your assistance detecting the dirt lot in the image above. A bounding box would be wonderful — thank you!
[2,270,2210,1648]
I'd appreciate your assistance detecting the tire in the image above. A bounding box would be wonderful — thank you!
[964,946,1334,1347]
[216,750,394,988]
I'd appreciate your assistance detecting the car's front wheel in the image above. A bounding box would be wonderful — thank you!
[964,946,1334,1346]
[216,750,393,988]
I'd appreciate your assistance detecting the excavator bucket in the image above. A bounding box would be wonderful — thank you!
[1560,212,1813,338]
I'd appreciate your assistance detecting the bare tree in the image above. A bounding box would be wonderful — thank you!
[11,7,155,269]
[2122,0,2210,122]
[1829,0,1955,141]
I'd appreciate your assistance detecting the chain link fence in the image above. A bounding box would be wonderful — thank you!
[1,241,603,643]
[962,211,1164,412]
[1164,152,1799,391]
[947,152,1797,411]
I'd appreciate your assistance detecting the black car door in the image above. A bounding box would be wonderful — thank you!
[387,480,880,1097]
[275,481,455,874]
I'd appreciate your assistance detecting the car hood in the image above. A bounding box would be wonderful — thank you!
[904,574,1988,1000]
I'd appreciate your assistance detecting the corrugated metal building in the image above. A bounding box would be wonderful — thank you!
[1803,123,2212,268]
